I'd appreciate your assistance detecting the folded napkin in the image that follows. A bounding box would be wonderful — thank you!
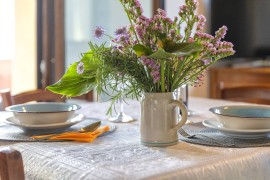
[32,126,110,142]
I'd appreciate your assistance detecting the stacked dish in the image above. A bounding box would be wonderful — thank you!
[203,105,270,139]
[5,102,84,133]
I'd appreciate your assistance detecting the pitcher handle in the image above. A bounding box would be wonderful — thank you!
[170,100,188,132]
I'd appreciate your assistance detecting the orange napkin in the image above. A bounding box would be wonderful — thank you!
[32,126,110,142]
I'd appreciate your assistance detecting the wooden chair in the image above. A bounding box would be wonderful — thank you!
[0,89,93,109]
[219,84,270,105]
[0,147,25,180]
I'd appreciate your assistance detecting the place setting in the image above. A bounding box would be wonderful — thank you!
[179,105,270,148]
[0,102,116,142]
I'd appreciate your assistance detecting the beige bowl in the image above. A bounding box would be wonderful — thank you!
[209,105,270,129]
[5,102,81,125]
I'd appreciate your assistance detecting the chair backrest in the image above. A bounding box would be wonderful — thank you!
[219,84,270,105]
[0,89,65,109]
[0,147,25,180]
[0,89,94,109]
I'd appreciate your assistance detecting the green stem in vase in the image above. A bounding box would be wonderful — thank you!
[166,60,171,90]
[160,60,165,92]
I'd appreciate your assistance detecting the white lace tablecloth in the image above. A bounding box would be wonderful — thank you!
[1,97,270,180]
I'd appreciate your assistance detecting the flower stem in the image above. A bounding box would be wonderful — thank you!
[166,61,171,90]
[160,60,165,92]
[120,2,140,44]
[104,34,114,40]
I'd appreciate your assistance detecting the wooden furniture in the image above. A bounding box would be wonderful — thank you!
[0,89,93,109]
[0,147,24,180]
[0,89,64,109]
[209,67,270,105]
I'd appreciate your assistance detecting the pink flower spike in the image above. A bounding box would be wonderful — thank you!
[157,8,166,16]
[188,37,195,43]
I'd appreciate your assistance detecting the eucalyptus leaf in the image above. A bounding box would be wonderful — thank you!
[47,52,99,97]
[147,48,175,60]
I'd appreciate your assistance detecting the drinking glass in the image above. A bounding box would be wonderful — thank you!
[108,84,134,123]
[174,84,195,116]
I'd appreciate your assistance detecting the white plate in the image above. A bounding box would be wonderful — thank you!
[5,113,85,130]
[99,121,116,137]
[202,118,270,139]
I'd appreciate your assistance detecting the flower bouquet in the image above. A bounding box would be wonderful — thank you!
[47,0,235,114]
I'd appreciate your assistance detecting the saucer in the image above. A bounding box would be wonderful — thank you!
[5,113,85,131]
[202,118,270,139]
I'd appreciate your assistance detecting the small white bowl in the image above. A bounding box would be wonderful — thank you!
[209,105,270,129]
[5,102,81,125]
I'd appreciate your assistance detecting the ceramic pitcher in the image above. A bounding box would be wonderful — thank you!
[140,92,188,147]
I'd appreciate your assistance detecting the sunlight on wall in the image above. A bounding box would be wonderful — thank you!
[12,0,37,94]
[0,0,15,60]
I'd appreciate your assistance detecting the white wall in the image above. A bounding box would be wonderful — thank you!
[0,0,15,61]
[12,0,37,94]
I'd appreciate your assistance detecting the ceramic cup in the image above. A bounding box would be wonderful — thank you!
[140,92,188,147]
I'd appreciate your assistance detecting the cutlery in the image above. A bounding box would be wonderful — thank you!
[32,121,101,140]
[79,121,101,133]
[178,128,235,147]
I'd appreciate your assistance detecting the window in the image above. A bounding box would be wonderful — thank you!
[65,0,152,66]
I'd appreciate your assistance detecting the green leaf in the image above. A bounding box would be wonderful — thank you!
[133,44,153,57]
[163,39,203,55]
[46,52,99,97]
[173,42,203,56]
[147,48,175,60]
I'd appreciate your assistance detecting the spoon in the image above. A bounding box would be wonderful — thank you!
[32,121,101,140]
[79,121,101,132]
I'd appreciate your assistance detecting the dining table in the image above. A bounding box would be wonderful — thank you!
[0,97,270,180]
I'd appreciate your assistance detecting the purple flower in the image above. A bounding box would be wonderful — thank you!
[164,17,174,24]
[157,8,166,16]
[178,5,187,15]
[202,59,211,65]
[175,34,183,41]
[191,0,199,9]
[134,0,143,15]
[178,56,184,61]
[114,26,127,36]
[141,56,149,65]
[135,25,144,40]
[150,71,159,77]
[214,26,228,43]
[152,72,160,83]
[194,32,214,41]
[150,69,160,84]
[188,37,195,43]
[76,61,84,75]
[169,29,176,35]
[196,15,206,32]
[216,41,234,49]
[93,26,105,39]
[216,48,235,55]
[120,34,129,41]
